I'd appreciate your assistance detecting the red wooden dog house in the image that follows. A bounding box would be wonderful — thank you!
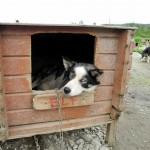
[0,23,135,146]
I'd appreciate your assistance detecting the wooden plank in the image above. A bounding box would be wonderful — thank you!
[0,35,8,140]
[95,54,117,70]
[33,91,94,110]
[2,35,31,56]
[110,107,121,120]
[98,31,120,38]
[105,120,117,147]
[96,37,118,54]
[7,100,112,126]
[8,115,111,139]
[3,57,31,75]
[95,86,113,101]
[111,30,133,111]
[0,94,8,141]
[100,71,115,86]
[6,86,112,110]
[5,93,32,110]
[4,75,31,94]
[0,25,122,36]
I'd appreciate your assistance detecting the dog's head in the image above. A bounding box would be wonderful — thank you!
[62,57,103,96]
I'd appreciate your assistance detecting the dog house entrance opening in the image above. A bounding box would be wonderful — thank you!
[31,33,95,91]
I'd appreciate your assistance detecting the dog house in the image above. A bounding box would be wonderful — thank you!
[0,23,135,146]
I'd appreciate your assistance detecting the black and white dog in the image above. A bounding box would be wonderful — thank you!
[141,47,150,63]
[32,57,103,96]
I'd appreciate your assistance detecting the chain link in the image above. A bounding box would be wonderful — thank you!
[56,89,64,150]
[33,135,40,150]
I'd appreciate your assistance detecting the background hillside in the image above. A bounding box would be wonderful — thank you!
[121,23,150,53]
[123,23,150,38]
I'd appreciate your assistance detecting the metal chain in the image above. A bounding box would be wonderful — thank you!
[33,135,41,150]
[56,89,64,150]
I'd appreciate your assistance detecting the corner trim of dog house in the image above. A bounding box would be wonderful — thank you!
[111,30,135,113]
[0,34,8,141]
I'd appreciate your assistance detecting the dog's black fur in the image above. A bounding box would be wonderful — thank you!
[142,47,150,58]
[141,47,150,63]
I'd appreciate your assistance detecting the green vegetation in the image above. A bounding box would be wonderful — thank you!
[123,23,150,53]
[133,45,145,54]
[124,23,150,38]
[104,23,150,53]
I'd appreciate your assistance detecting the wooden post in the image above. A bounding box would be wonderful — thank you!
[0,34,8,141]
[112,30,134,111]
[106,30,135,147]
[105,120,117,148]
[105,31,134,148]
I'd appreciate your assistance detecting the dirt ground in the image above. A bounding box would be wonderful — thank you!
[114,52,150,150]
[0,52,150,150]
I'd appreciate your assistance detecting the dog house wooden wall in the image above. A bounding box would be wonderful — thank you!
[0,24,135,146]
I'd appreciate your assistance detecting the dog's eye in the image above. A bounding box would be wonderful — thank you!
[80,77,88,84]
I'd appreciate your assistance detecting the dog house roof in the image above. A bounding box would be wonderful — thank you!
[0,23,137,30]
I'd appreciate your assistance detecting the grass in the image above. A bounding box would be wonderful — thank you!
[133,46,145,54]
[124,23,150,54]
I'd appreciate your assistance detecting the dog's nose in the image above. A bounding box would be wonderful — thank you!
[64,87,71,94]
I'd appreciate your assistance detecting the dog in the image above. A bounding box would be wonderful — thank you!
[32,57,103,96]
[141,47,150,63]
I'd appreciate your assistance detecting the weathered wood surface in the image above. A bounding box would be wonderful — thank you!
[110,107,121,120]
[7,100,112,126]
[0,25,123,36]
[8,115,111,139]
[0,35,8,140]
[3,57,31,75]
[2,35,31,56]
[111,30,133,111]
[6,93,32,110]
[33,91,94,110]
[5,86,112,110]
[95,54,117,70]
[96,37,118,54]
[4,75,32,94]
[95,86,113,101]
[105,120,117,147]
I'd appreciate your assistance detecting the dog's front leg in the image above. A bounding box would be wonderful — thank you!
[147,56,150,63]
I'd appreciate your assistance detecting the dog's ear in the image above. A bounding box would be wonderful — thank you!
[90,69,103,77]
[62,57,75,70]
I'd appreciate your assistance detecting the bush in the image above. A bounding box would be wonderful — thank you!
[134,36,142,44]
[133,45,145,54]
